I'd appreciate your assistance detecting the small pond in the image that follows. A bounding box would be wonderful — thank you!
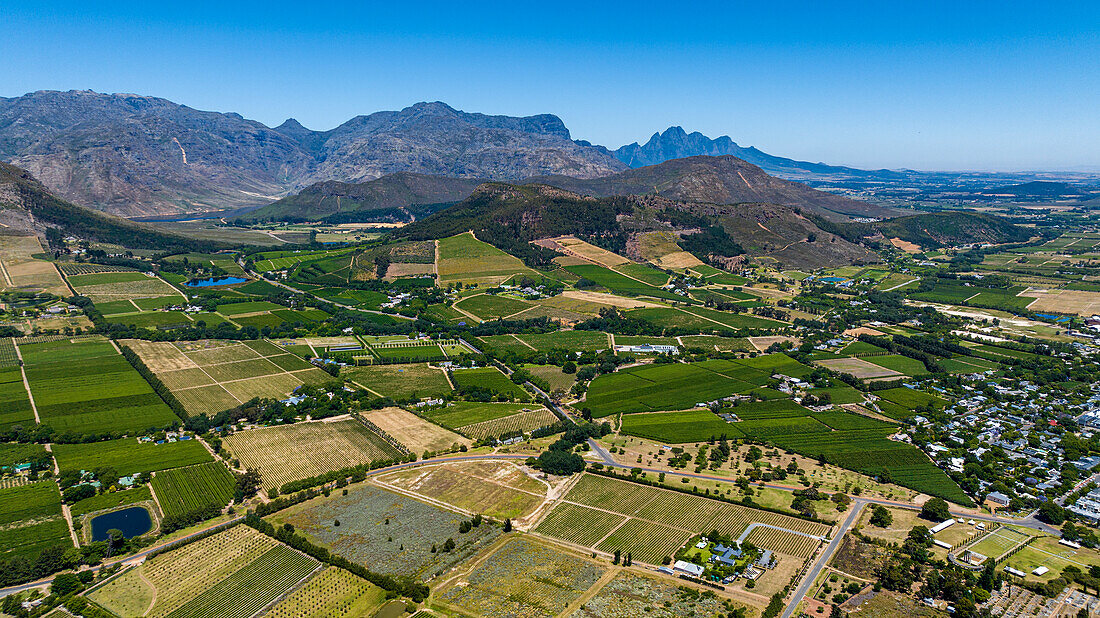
[90,506,152,541]
[183,276,247,287]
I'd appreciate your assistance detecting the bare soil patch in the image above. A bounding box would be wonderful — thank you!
[889,237,922,253]
[560,290,662,309]
[364,407,469,453]
[815,357,902,379]
[1022,288,1100,316]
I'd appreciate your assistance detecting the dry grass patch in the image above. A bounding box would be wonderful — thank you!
[815,357,902,379]
[385,262,434,278]
[545,235,630,267]
[123,339,197,372]
[560,290,662,309]
[364,407,469,453]
[0,235,68,295]
[748,335,800,352]
[376,460,546,520]
[1023,288,1100,315]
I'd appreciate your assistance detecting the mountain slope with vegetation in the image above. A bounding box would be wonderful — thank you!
[0,162,223,251]
[238,172,483,223]
[527,155,894,220]
[874,212,1033,248]
[402,181,879,270]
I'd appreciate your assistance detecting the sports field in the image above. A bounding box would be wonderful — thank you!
[223,418,403,491]
[88,525,320,618]
[437,232,537,286]
[125,339,331,416]
[19,337,179,434]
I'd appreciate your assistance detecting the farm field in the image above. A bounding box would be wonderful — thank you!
[536,473,829,565]
[224,419,402,491]
[427,401,544,428]
[53,438,212,476]
[87,525,318,618]
[124,338,332,416]
[69,485,152,518]
[574,572,735,618]
[862,354,931,376]
[0,364,34,430]
[814,356,903,380]
[522,364,576,393]
[263,566,387,618]
[151,461,236,519]
[268,483,501,581]
[18,337,179,434]
[451,366,531,400]
[376,460,547,520]
[437,232,537,286]
[0,480,70,561]
[67,271,182,304]
[620,409,742,443]
[363,407,469,453]
[459,408,560,441]
[0,235,68,295]
[454,293,533,320]
[343,363,452,400]
[583,357,811,416]
[437,536,605,618]
[565,263,682,301]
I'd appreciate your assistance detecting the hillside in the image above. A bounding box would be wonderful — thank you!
[982,181,1083,198]
[0,91,625,216]
[874,212,1033,248]
[239,172,483,223]
[402,182,879,270]
[0,162,221,251]
[527,155,894,220]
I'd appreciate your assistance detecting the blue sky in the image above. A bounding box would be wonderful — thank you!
[2,1,1098,171]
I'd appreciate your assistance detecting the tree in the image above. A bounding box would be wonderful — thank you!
[562,361,576,374]
[442,538,456,552]
[1037,501,1066,525]
[51,572,83,597]
[919,497,950,522]
[235,469,262,501]
[869,505,893,527]
[613,549,621,565]
[503,518,512,532]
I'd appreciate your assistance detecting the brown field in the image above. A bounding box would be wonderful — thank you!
[375,460,549,521]
[889,237,923,253]
[385,262,434,279]
[544,235,630,267]
[843,326,886,337]
[560,289,662,309]
[364,407,469,453]
[815,357,902,379]
[748,335,800,351]
[223,418,401,490]
[1022,288,1100,316]
[653,251,703,270]
[506,303,590,323]
[0,235,68,295]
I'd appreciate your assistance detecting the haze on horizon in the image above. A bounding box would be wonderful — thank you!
[2,0,1098,173]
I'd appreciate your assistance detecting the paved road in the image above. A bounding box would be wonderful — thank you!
[780,500,866,618]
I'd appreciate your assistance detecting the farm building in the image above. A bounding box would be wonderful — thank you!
[673,560,704,578]
[986,491,1011,507]
[614,344,679,355]
[930,520,955,534]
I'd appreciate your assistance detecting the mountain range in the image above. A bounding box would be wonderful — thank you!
[0,91,625,217]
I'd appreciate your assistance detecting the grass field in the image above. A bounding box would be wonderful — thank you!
[0,365,34,430]
[19,337,179,434]
[0,480,71,560]
[437,232,537,286]
[263,566,386,618]
[151,462,236,519]
[343,363,453,400]
[863,355,931,376]
[69,485,152,518]
[454,294,533,319]
[376,460,546,520]
[223,419,402,491]
[438,536,605,618]
[621,409,742,443]
[584,357,811,416]
[451,367,530,400]
[53,438,212,476]
[269,483,501,581]
[125,339,332,416]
